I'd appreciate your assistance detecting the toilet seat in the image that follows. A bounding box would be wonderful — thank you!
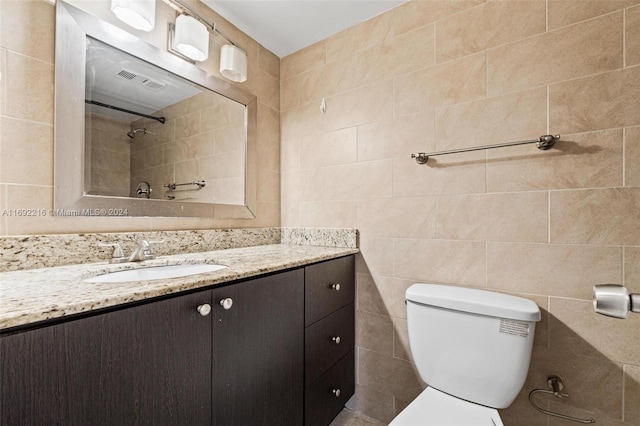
[389,387,504,426]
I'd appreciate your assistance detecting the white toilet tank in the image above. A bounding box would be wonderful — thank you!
[406,284,541,409]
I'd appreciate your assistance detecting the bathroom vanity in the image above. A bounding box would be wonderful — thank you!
[0,248,356,426]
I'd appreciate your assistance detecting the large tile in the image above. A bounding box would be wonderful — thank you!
[393,52,486,117]
[624,247,640,293]
[393,239,486,287]
[392,151,486,197]
[356,23,434,85]
[356,237,395,278]
[281,41,325,79]
[549,297,640,365]
[436,192,549,243]
[357,197,436,239]
[392,317,412,362]
[628,6,640,66]
[356,274,413,320]
[0,0,55,63]
[391,0,484,36]
[0,117,53,185]
[356,310,394,356]
[344,385,395,425]
[298,56,359,106]
[257,45,279,80]
[626,126,640,187]
[488,12,623,96]
[325,81,394,131]
[487,129,624,192]
[357,111,435,162]
[435,1,545,63]
[297,200,357,228]
[436,87,547,150]
[281,102,325,141]
[4,51,54,124]
[300,128,357,169]
[550,188,640,245]
[549,66,640,134]
[499,392,549,426]
[0,48,5,116]
[357,348,425,403]
[0,184,7,235]
[527,345,624,420]
[326,12,394,66]
[625,365,640,424]
[487,242,622,299]
[548,0,640,30]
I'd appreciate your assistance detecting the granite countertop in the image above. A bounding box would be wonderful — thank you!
[0,244,359,331]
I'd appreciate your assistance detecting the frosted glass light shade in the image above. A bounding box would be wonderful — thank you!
[111,0,155,31]
[220,44,247,82]
[174,14,209,62]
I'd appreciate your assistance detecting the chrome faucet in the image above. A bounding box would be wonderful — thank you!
[99,240,164,263]
[128,240,164,262]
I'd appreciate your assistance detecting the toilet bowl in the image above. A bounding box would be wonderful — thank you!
[389,387,503,426]
[388,283,540,426]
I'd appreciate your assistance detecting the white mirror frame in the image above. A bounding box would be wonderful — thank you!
[55,0,257,218]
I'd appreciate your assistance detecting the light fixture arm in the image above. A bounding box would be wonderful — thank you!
[162,0,243,50]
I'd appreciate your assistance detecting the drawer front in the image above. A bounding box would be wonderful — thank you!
[305,303,354,385]
[305,256,355,327]
[304,351,355,426]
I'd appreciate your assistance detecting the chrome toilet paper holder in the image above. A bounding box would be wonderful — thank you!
[593,284,640,319]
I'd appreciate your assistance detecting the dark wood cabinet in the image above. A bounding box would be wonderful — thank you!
[0,289,213,426]
[304,256,356,426]
[211,269,304,426]
[0,255,354,426]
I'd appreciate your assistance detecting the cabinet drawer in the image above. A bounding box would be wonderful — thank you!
[304,351,355,426]
[305,256,355,326]
[305,303,354,385]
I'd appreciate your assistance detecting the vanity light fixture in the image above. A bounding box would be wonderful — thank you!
[164,0,247,82]
[111,0,156,32]
[220,44,247,82]
[174,14,209,62]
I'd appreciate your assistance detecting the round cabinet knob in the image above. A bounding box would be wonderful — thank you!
[197,303,211,316]
[332,388,341,398]
[332,336,341,344]
[220,298,233,310]
[331,283,341,291]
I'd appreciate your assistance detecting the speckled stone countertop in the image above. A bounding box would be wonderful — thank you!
[0,244,359,331]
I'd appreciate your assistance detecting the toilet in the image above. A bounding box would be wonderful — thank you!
[389,283,541,426]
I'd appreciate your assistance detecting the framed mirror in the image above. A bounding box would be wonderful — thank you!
[55,0,257,218]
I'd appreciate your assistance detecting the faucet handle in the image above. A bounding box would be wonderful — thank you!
[98,242,127,263]
[140,239,164,250]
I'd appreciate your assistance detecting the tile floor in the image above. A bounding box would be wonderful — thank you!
[329,408,388,426]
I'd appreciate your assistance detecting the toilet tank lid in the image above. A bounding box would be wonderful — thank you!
[406,284,541,322]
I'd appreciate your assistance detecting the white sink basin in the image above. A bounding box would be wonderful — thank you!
[84,264,228,283]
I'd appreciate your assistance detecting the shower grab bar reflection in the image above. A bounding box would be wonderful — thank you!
[164,180,206,190]
[410,134,560,164]
[85,100,166,124]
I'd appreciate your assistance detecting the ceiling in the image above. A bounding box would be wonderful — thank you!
[200,0,408,58]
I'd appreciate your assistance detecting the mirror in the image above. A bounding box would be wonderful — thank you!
[55,1,257,218]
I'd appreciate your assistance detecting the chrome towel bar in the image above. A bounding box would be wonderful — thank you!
[411,134,560,164]
[164,180,206,190]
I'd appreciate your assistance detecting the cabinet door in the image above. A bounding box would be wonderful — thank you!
[0,290,212,426]
[211,269,304,426]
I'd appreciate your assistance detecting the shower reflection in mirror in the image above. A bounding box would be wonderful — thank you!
[84,37,245,205]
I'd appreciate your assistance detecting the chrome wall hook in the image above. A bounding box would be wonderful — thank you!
[529,375,595,424]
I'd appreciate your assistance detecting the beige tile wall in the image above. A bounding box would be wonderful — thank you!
[0,0,280,235]
[281,0,640,424]
[130,91,245,205]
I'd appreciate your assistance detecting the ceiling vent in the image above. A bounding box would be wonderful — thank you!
[115,68,166,90]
